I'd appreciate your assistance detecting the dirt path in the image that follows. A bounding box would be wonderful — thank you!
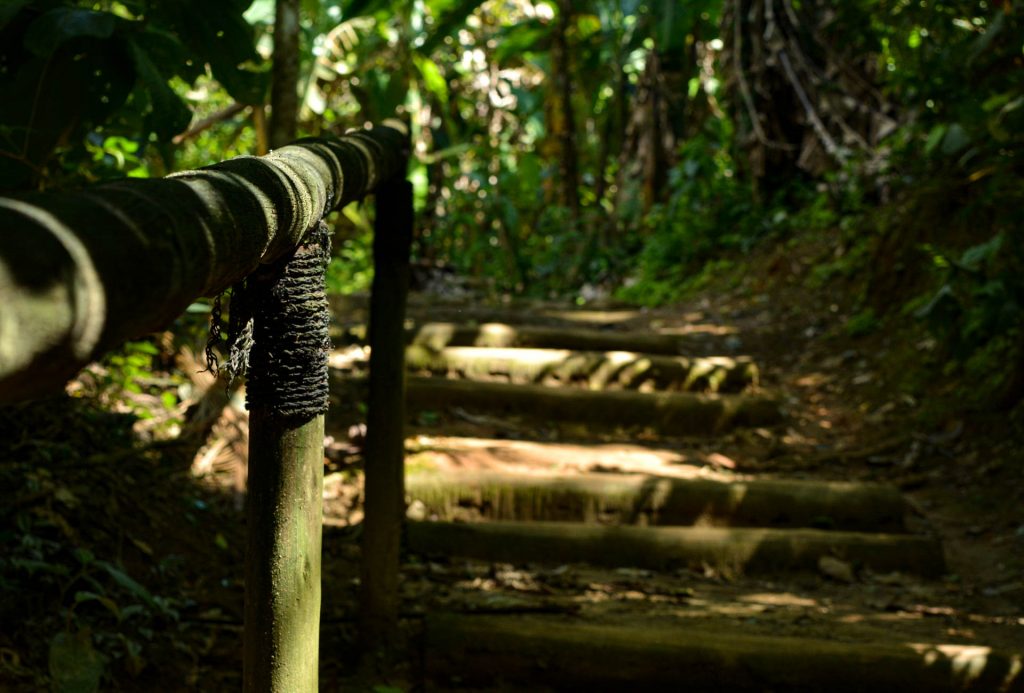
[323,288,1024,690]
[5,277,1020,689]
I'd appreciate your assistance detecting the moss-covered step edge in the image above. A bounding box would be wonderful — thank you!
[402,377,782,435]
[406,521,945,577]
[399,346,758,393]
[405,469,907,532]
[424,614,1023,693]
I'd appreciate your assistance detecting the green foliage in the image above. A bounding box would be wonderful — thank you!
[94,341,158,396]
[916,223,1024,390]
[0,0,267,190]
[327,233,375,294]
[173,76,258,171]
[616,137,766,305]
[78,340,182,429]
[1,464,182,689]
[845,308,879,338]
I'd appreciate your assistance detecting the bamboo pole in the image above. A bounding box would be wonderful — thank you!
[244,411,324,691]
[243,226,333,691]
[0,125,407,403]
[359,178,414,659]
[243,13,319,685]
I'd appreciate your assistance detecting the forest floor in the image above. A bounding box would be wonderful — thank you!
[1,239,1023,690]
[325,248,1023,688]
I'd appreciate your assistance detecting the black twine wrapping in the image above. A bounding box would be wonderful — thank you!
[245,221,332,420]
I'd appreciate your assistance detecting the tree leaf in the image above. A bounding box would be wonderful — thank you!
[127,38,193,140]
[155,0,268,104]
[924,124,947,154]
[940,123,970,155]
[74,591,123,622]
[0,0,31,28]
[243,0,277,24]
[419,0,487,55]
[140,27,203,83]
[960,234,1003,273]
[414,54,449,104]
[97,560,172,618]
[493,19,550,64]
[24,8,116,56]
[342,0,391,19]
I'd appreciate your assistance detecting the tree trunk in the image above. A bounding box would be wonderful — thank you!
[269,0,301,149]
[719,0,893,195]
[359,179,414,661]
[552,0,580,224]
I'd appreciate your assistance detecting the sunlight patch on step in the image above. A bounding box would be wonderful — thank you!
[406,435,734,480]
[737,592,819,608]
[656,324,739,336]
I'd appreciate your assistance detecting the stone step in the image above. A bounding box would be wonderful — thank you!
[407,520,945,578]
[405,469,907,532]
[400,346,758,393]
[402,377,782,436]
[424,615,1023,692]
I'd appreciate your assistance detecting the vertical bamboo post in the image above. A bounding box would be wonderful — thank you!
[243,227,332,692]
[360,178,415,659]
[245,411,324,691]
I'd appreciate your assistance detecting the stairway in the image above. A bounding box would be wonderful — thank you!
[328,296,1023,692]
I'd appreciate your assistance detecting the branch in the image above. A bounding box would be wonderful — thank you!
[768,0,869,153]
[171,103,246,145]
[732,4,794,151]
[777,48,845,162]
